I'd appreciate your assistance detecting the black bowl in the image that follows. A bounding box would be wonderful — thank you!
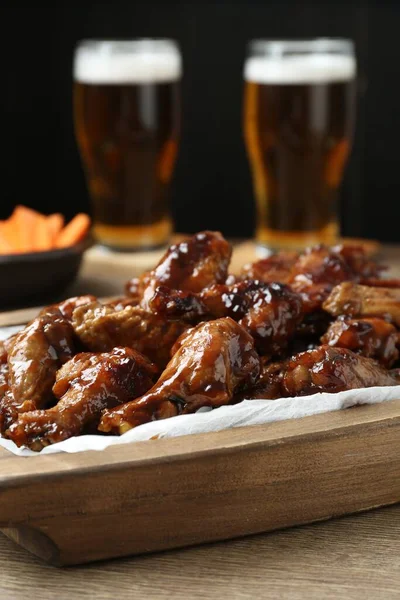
[0,237,92,309]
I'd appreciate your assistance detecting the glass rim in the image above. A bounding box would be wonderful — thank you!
[75,38,180,52]
[248,38,354,55]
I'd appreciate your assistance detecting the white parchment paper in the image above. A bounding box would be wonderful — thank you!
[0,326,399,456]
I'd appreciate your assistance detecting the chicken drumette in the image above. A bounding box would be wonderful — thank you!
[0,296,97,434]
[241,252,298,284]
[126,230,232,304]
[321,316,399,368]
[241,244,383,312]
[99,317,260,434]
[147,281,303,357]
[42,295,97,320]
[243,345,400,400]
[323,282,400,327]
[0,309,75,433]
[72,301,188,369]
[7,347,157,451]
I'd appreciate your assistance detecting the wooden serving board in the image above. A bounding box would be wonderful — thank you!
[0,399,399,566]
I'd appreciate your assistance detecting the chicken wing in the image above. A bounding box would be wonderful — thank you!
[240,252,298,283]
[0,309,75,432]
[277,346,400,397]
[232,359,284,402]
[42,295,97,321]
[0,333,17,364]
[321,316,399,368]
[0,336,17,414]
[238,283,303,355]
[323,282,400,326]
[0,363,9,400]
[241,245,382,313]
[7,347,158,450]
[72,301,188,369]
[126,231,232,304]
[99,317,261,434]
[0,341,6,364]
[288,245,360,312]
[147,281,303,356]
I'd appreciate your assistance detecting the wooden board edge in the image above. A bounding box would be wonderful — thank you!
[0,401,398,565]
[1,399,399,484]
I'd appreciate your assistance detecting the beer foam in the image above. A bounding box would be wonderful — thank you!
[244,54,356,84]
[74,45,182,84]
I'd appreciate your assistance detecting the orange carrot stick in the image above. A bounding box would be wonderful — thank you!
[56,214,91,248]
[0,224,14,254]
[47,213,64,245]
[33,215,53,251]
[11,205,43,252]
[0,219,24,252]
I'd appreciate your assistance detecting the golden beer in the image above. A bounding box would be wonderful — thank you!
[244,39,356,251]
[74,40,181,250]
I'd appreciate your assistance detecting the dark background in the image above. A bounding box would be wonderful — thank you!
[2,1,399,242]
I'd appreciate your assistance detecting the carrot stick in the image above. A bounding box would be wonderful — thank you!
[33,215,53,251]
[47,213,64,245]
[11,205,43,252]
[0,219,24,252]
[56,213,91,248]
[0,224,14,254]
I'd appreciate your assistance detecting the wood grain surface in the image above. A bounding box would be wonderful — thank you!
[0,505,399,600]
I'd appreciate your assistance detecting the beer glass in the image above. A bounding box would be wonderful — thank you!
[74,39,181,250]
[243,39,356,251]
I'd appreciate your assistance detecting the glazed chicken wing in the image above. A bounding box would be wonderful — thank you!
[0,334,16,363]
[146,280,270,322]
[323,282,400,326]
[147,281,303,356]
[0,336,17,417]
[238,283,303,355]
[288,245,360,312]
[0,341,7,364]
[240,252,298,283]
[72,301,188,369]
[0,363,9,400]
[232,359,285,402]
[271,346,400,397]
[0,297,95,433]
[0,309,75,433]
[7,347,157,450]
[334,245,384,280]
[126,231,232,304]
[321,316,399,368]
[99,317,260,434]
[42,295,97,321]
[242,245,382,313]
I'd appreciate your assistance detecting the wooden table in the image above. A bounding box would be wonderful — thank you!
[0,240,399,598]
[0,506,398,599]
